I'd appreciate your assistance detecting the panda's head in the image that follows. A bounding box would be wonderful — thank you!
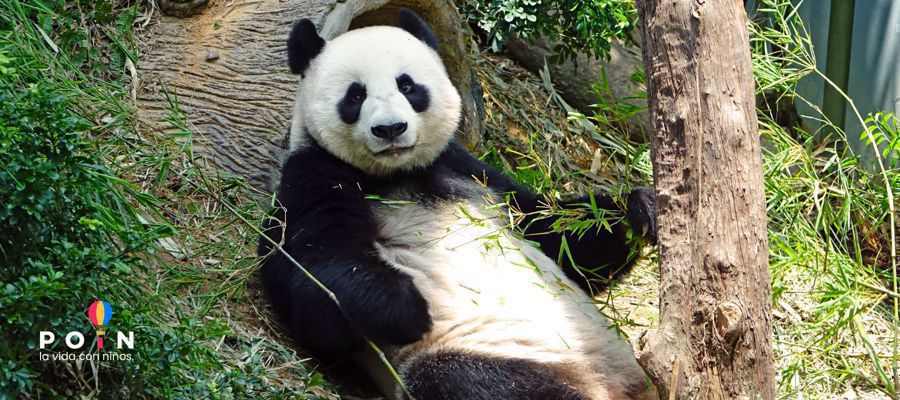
[288,9,462,176]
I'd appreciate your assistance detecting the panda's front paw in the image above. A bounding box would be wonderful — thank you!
[388,285,433,344]
[360,277,433,345]
[626,187,657,245]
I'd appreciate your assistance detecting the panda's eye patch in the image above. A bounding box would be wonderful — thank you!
[396,74,416,94]
[337,82,366,124]
[397,77,414,94]
[345,83,367,104]
[396,74,430,113]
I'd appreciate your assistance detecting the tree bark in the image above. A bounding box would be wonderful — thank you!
[634,1,775,399]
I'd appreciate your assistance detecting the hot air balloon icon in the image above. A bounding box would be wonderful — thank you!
[87,300,113,350]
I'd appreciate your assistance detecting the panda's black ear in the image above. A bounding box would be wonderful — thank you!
[397,8,438,51]
[288,19,325,76]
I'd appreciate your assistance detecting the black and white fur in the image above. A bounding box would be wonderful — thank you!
[260,10,657,400]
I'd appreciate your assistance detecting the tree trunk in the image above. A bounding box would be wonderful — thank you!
[634,1,775,399]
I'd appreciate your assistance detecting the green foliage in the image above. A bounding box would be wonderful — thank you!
[0,54,148,397]
[3,0,137,81]
[0,1,337,398]
[0,54,266,400]
[864,112,900,168]
[459,0,637,62]
[749,2,898,397]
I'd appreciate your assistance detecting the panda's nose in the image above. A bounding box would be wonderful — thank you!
[371,122,407,139]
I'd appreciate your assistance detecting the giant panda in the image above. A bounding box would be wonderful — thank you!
[259,9,658,400]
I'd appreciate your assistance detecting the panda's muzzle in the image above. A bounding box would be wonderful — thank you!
[371,122,408,139]
[374,144,415,156]
[370,121,414,156]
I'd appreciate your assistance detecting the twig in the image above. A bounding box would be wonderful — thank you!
[855,279,900,299]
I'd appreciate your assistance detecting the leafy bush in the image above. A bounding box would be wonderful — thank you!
[459,0,637,62]
[0,0,336,397]
[0,53,138,397]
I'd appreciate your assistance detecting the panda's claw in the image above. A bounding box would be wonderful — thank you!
[626,187,658,245]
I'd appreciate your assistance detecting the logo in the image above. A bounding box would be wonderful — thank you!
[87,300,113,349]
[38,300,136,362]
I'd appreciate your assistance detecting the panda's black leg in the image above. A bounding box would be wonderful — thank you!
[402,352,588,400]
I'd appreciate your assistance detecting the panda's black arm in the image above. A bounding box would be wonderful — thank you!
[259,145,431,360]
[439,141,655,292]
[518,191,655,293]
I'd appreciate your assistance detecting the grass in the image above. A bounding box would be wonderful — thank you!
[749,2,898,397]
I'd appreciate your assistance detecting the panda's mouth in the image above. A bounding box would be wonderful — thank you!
[375,145,415,156]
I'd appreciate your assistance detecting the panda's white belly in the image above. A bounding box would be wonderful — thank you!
[369,191,644,396]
